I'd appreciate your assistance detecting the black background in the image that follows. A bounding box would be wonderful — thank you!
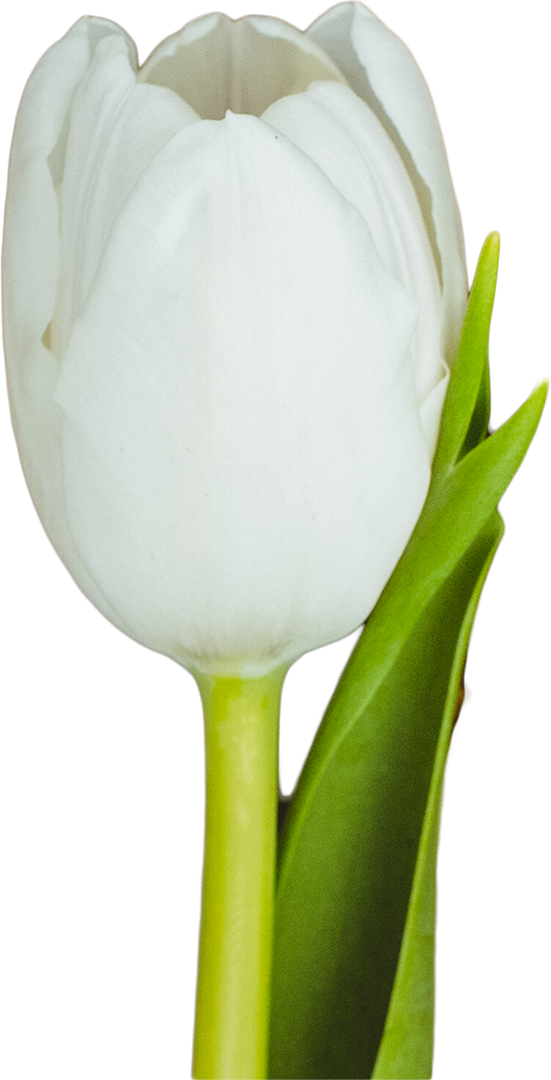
[2,4,548,1075]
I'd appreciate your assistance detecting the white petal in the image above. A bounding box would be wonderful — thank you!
[263,82,446,423]
[53,33,198,357]
[140,12,345,119]
[3,18,126,367]
[308,1,467,360]
[55,112,431,676]
[3,17,139,637]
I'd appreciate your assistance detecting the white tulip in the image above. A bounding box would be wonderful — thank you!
[3,3,467,678]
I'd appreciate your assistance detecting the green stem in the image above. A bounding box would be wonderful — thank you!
[192,669,285,1080]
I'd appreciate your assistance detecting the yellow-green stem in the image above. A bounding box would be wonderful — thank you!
[192,669,285,1080]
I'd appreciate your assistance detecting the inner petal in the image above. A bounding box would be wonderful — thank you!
[139,12,346,119]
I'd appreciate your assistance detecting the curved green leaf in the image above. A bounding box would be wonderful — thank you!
[432,231,498,472]
[371,512,503,1078]
[269,237,546,1079]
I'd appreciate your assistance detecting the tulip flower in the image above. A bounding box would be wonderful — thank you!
[3,3,467,680]
[3,4,472,1078]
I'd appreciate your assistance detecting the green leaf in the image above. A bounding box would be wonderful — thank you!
[371,512,503,1078]
[269,238,547,1079]
[432,231,499,472]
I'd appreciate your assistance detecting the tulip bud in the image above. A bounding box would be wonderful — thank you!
[3,4,467,677]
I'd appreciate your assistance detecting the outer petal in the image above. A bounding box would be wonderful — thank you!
[52,32,198,357]
[308,1,467,360]
[54,112,432,677]
[3,18,198,639]
[3,17,139,637]
[262,81,447,445]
